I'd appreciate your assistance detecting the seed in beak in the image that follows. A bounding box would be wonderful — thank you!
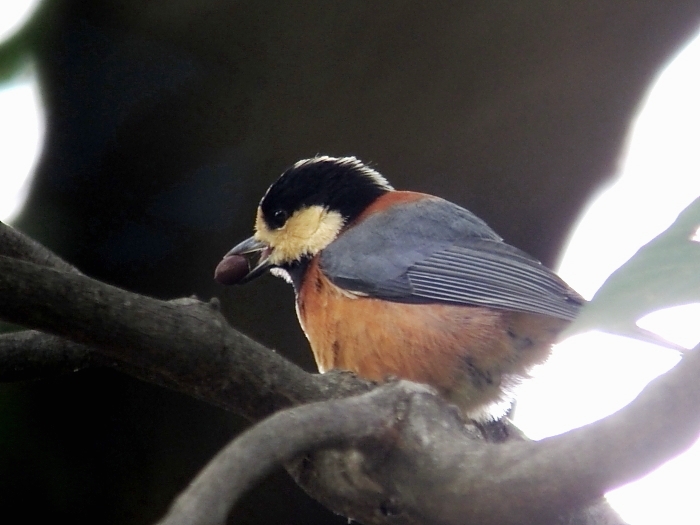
[214,255,250,285]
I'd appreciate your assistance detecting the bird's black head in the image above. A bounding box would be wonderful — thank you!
[217,156,393,286]
[260,156,393,229]
[253,156,393,266]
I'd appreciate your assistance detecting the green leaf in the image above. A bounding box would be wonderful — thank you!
[0,0,46,84]
[562,195,700,345]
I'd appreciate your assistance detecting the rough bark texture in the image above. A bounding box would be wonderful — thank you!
[2,221,700,525]
[4,3,700,522]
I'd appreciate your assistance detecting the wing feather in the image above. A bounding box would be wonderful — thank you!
[320,196,583,320]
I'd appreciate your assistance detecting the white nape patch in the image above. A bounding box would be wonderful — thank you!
[293,155,395,191]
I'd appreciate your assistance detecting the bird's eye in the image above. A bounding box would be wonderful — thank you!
[270,209,289,229]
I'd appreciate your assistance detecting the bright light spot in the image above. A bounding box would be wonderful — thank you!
[514,29,700,525]
[0,75,44,222]
[607,441,700,525]
[692,226,700,242]
[0,1,41,42]
[555,30,700,301]
[514,333,680,440]
[637,304,700,349]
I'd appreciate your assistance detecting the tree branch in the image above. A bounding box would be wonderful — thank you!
[0,329,211,388]
[0,330,105,381]
[3,222,695,524]
[162,344,700,525]
[157,381,428,525]
[0,254,372,419]
[0,220,80,274]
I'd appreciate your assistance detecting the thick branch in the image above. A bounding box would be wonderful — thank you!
[174,346,700,525]
[0,221,80,274]
[0,330,203,388]
[0,330,104,381]
[0,229,693,525]
[0,255,370,419]
[353,344,700,525]
[158,381,427,525]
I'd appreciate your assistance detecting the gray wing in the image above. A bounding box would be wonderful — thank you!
[319,196,583,321]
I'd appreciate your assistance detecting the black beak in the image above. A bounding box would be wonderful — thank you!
[215,236,273,285]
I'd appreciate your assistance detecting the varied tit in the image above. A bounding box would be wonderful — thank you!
[215,156,584,420]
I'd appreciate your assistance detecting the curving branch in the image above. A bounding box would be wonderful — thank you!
[157,345,700,525]
[157,381,430,525]
[0,221,80,274]
[0,254,370,418]
[2,220,698,525]
[0,221,372,415]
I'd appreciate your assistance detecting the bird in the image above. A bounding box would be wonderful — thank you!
[215,156,585,420]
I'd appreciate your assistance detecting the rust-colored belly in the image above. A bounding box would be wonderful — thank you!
[296,259,564,418]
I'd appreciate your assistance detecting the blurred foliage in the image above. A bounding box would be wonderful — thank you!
[0,0,46,84]
[1,1,699,524]
[565,196,700,342]
[0,35,30,84]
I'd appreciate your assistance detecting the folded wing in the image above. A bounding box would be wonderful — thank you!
[319,196,583,321]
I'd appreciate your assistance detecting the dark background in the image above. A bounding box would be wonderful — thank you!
[1,1,699,523]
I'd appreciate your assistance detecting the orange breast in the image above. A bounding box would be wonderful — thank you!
[296,258,564,418]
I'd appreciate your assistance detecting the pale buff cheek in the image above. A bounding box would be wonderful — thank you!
[254,206,344,264]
